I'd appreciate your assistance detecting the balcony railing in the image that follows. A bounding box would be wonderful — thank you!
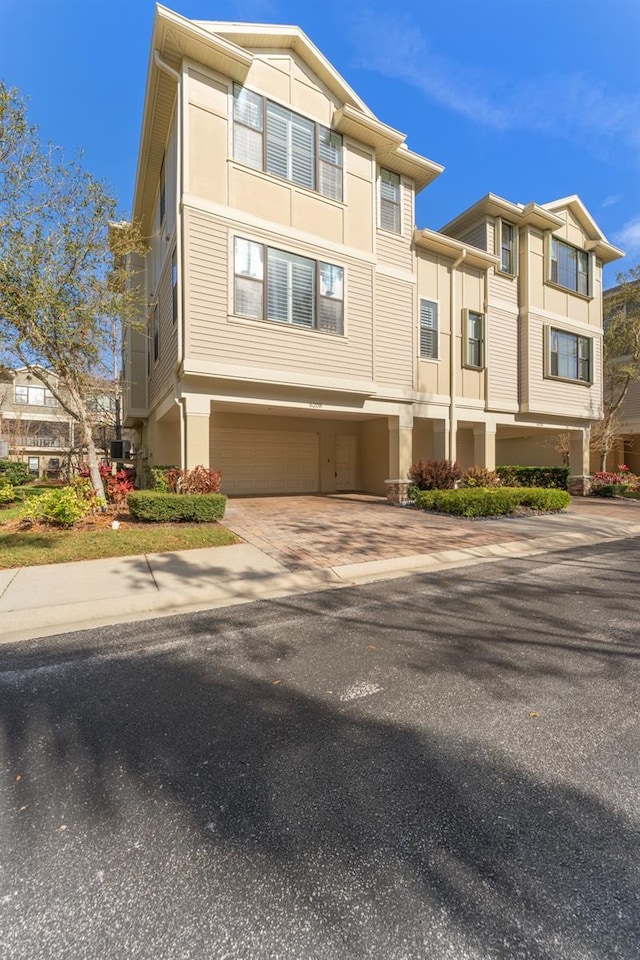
[11,436,67,448]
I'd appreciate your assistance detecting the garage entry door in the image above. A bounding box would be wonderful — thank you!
[212,427,320,495]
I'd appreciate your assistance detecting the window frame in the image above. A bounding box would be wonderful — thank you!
[152,303,160,365]
[171,250,178,326]
[379,168,401,235]
[497,219,518,276]
[546,326,593,385]
[463,309,485,370]
[419,299,439,360]
[232,84,344,203]
[233,236,345,336]
[547,236,593,298]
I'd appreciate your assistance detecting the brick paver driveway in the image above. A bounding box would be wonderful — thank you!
[224,493,640,572]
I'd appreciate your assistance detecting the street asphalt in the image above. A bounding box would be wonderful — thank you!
[1,538,639,960]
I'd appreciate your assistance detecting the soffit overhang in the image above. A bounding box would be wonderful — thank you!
[413,228,500,270]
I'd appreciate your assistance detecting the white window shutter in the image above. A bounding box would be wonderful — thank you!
[266,103,289,180]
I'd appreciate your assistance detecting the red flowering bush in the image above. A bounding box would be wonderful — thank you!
[79,464,136,508]
[164,465,222,494]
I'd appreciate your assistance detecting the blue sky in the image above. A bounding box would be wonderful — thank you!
[1,0,638,285]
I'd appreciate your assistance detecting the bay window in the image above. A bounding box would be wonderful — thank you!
[234,237,344,335]
[550,238,591,296]
[233,85,343,201]
[548,328,592,383]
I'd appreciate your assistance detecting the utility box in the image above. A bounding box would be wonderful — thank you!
[110,439,131,460]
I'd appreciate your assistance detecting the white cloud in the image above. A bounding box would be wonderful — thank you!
[602,195,621,208]
[614,216,640,254]
[350,10,640,158]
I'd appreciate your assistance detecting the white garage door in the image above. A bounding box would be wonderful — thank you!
[212,427,320,495]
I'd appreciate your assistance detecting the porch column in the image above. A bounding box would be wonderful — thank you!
[569,427,591,495]
[181,394,210,470]
[433,420,450,461]
[473,423,496,470]
[386,411,413,504]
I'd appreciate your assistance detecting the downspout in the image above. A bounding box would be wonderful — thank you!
[153,51,186,467]
[449,248,467,462]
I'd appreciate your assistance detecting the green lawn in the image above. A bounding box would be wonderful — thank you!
[0,522,239,569]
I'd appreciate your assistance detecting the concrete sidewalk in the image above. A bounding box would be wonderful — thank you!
[2,500,640,643]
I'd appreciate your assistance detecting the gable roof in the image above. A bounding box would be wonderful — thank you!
[543,195,625,263]
[132,5,444,231]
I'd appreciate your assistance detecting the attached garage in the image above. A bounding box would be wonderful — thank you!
[212,427,320,495]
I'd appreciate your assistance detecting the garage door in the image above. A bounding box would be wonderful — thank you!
[212,427,320,495]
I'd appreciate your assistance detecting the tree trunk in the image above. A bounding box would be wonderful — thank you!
[80,417,104,498]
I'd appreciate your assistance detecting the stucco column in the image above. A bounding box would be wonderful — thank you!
[181,394,210,470]
[388,412,414,480]
[569,427,591,495]
[473,423,496,470]
[433,420,450,461]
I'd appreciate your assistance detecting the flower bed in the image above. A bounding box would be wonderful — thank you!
[414,486,570,518]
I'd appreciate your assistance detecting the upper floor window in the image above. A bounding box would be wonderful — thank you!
[465,310,485,369]
[159,156,166,228]
[498,219,517,275]
[549,328,592,383]
[419,300,439,359]
[232,85,343,201]
[234,237,344,335]
[152,304,160,364]
[379,168,401,234]
[15,385,57,406]
[550,238,591,296]
[171,251,178,325]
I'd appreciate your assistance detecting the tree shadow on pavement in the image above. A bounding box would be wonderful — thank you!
[1,623,638,959]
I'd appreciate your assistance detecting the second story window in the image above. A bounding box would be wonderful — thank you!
[379,169,401,234]
[152,304,159,364]
[171,251,178,325]
[15,385,57,406]
[465,310,485,369]
[232,85,343,201]
[549,328,592,383]
[159,156,166,228]
[550,238,590,296]
[419,300,439,359]
[498,220,517,275]
[234,237,344,335]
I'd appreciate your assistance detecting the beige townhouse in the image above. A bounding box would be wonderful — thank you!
[597,280,640,474]
[122,5,624,497]
[0,367,75,478]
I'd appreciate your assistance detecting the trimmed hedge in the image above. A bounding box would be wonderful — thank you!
[623,491,640,501]
[127,491,227,523]
[592,484,628,498]
[0,459,31,486]
[415,486,570,518]
[495,465,570,490]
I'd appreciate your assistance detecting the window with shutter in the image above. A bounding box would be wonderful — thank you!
[380,169,401,234]
[234,238,343,335]
[465,311,484,369]
[549,327,592,382]
[419,300,439,359]
[233,85,342,200]
[550,237,592,296]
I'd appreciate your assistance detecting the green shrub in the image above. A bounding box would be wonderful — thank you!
[0,483,16,504]
[408,458,462,491]
[461,466,501,488]
[623,491,640,500]
[145,465,177,492]
[495,465,570,490]
[593,484,628,498]
[127,491,227,522]
[415,486,570,517]
[21,486,92,527]
[0,459,31,486]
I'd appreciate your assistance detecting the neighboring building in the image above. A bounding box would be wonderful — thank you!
[0,367,121,478]
[122,7,624,496]
[596,281,640,474]
[0,368,75,478]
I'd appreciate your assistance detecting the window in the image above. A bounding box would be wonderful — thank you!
[419,300,439,359]
[465,310,485,369]
[549,328,592,383]
[498,220,517,275]
[15,385,56,406]
[171,251,178,325]
[152,304,159,364]
[233,85,343,201]
[28,457,39,475]
[159,156,166,227]
[234,237,344,335]
[550,238,591,296]
[379,169,401,234]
